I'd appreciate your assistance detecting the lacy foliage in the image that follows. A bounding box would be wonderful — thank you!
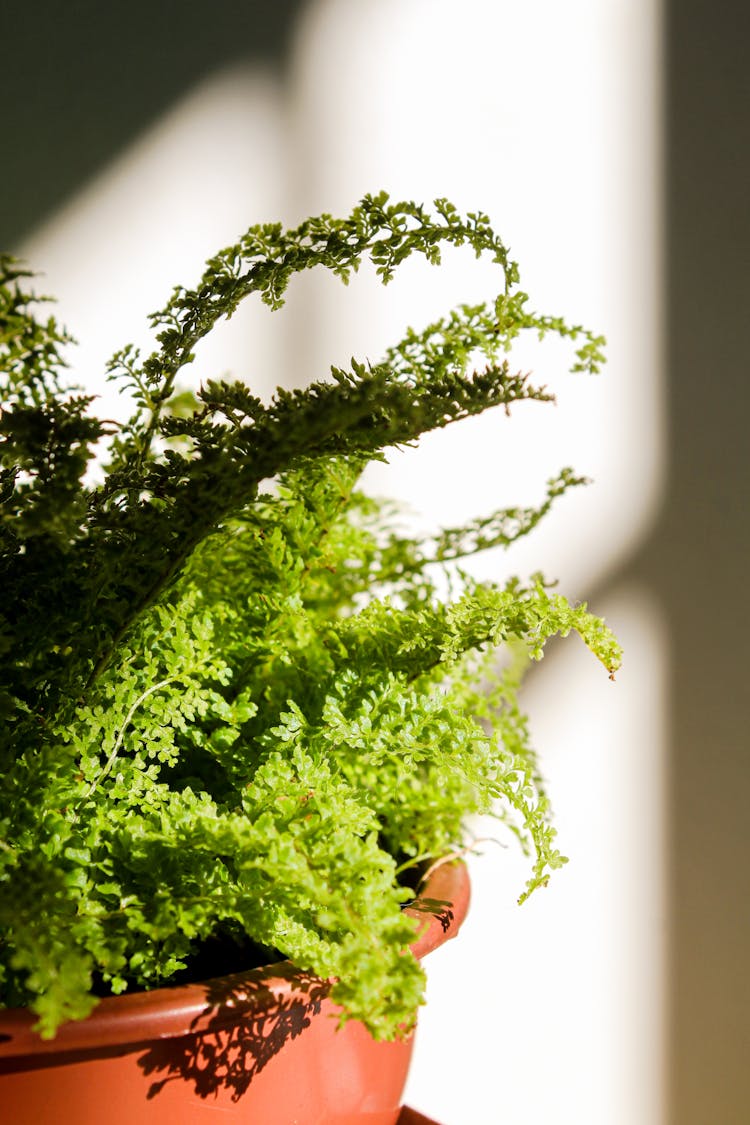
[0,196,617,1039]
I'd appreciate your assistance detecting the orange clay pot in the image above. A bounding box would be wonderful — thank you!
[0,861,468,1125]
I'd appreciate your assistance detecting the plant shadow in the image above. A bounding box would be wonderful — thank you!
[137,964,330,1103]
[408,897,454,934]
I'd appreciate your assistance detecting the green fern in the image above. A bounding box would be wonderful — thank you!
[0,195,619,1039]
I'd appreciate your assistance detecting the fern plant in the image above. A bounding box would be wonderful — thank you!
[0,194,620,1041]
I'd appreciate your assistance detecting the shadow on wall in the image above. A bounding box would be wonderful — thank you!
[1,0,310,250]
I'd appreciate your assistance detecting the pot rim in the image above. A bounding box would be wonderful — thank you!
[0,860,469,1058]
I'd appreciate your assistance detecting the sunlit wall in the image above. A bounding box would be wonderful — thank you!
[17,2,664,1121]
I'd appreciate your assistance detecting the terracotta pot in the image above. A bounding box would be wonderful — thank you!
[0,861,468,1124]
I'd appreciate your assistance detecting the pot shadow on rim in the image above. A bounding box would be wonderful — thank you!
[137,963,332,1102]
